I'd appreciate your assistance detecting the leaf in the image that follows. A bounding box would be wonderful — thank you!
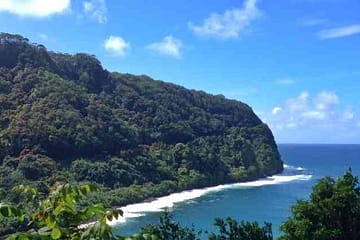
[0,204,11,217]
[18,214,25,222]
[0,204,21,217]
[53,204,64,216]
[151,234,160,240]
[45,216,56,229]
[82,185,92,194]
[51,227,61,239]
[83,204,104,218]
[106,214,113,221]
[18,235,29,240]
[141,233,151,239]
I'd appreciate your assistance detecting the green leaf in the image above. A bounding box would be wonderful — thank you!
[106,214,113,221]
[18,214,25,222]
[0,204,11,217]
[51,227,61,239]
[151,234,160,240]
[53,204,64,216]
[45,216,56,229]
[18,234,30,240]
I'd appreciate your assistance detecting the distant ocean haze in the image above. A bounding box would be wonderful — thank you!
[113,144,360,238]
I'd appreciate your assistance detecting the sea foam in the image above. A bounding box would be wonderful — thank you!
[284,164,305,171]
[109,168,312,226]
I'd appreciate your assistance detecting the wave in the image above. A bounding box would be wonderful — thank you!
[108,172,312,226]
[284,164,305,171]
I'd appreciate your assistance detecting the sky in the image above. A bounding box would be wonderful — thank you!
[0,0,359,144]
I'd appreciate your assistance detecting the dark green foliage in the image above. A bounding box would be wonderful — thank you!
[123,212,272,240]
[71,157,143,187]
[0,33,57,71]
[0,33,283,235]
[279,170,360,240]
[208,218,273,240]
[0,33,282,188]
[17,153,58,180]
[137,211,200,240]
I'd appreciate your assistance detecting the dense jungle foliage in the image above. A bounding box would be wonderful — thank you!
[0,33,283,234]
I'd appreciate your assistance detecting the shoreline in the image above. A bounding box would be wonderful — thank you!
[79,164,311,229]
[112,164,310,225]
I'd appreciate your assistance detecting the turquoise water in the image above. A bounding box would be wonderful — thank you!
[113,144,360,238]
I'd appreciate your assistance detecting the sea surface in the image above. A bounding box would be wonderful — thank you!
[113,144,360,238]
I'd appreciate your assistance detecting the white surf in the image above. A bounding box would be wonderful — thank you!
[109,165,311,226]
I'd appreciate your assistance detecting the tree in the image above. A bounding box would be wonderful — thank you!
[136,211,199,240]
[122,212,273,240]
[0,184,122,240]
[279,169,360,240]
[208,218,273,240]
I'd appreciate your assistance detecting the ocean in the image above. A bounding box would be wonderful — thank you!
[113,144,360,238]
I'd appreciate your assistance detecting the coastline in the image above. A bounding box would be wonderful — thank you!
[77,163,312,232]
[79,164,311,229]
[109,173,311,226]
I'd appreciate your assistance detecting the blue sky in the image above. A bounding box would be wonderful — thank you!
[0,0,360,143]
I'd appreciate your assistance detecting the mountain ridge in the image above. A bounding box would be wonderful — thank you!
[0,32,283,206]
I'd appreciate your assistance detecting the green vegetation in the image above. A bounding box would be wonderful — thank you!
[279,169,360,240]
[0,183,123,239]
[0,32,282,211]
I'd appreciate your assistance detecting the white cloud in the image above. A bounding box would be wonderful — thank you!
[317,24,360,39]
[264,91,358,131]
[188,0,261,39]
[298,17,327,27]
[83,0,107,23]
[147,36,182,58]
[259,91,360,143]
[281,91,338,121]
[301,110,326,120]
[342,108,354,121]
[0,0,70,17]
[314,91,339,110]
[286,91,309,112]
[275,78,296,85]
[272,107,282,115]
[103,36,130,56]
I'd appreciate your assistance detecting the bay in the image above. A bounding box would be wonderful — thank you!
[113,144,360,238]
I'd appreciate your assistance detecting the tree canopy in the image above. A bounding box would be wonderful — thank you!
[0,32,282,196]
[279,169,360,240]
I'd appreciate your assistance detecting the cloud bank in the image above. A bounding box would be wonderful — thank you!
[263,91,359,143]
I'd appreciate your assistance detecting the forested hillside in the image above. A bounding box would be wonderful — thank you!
[0,33,283,209]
